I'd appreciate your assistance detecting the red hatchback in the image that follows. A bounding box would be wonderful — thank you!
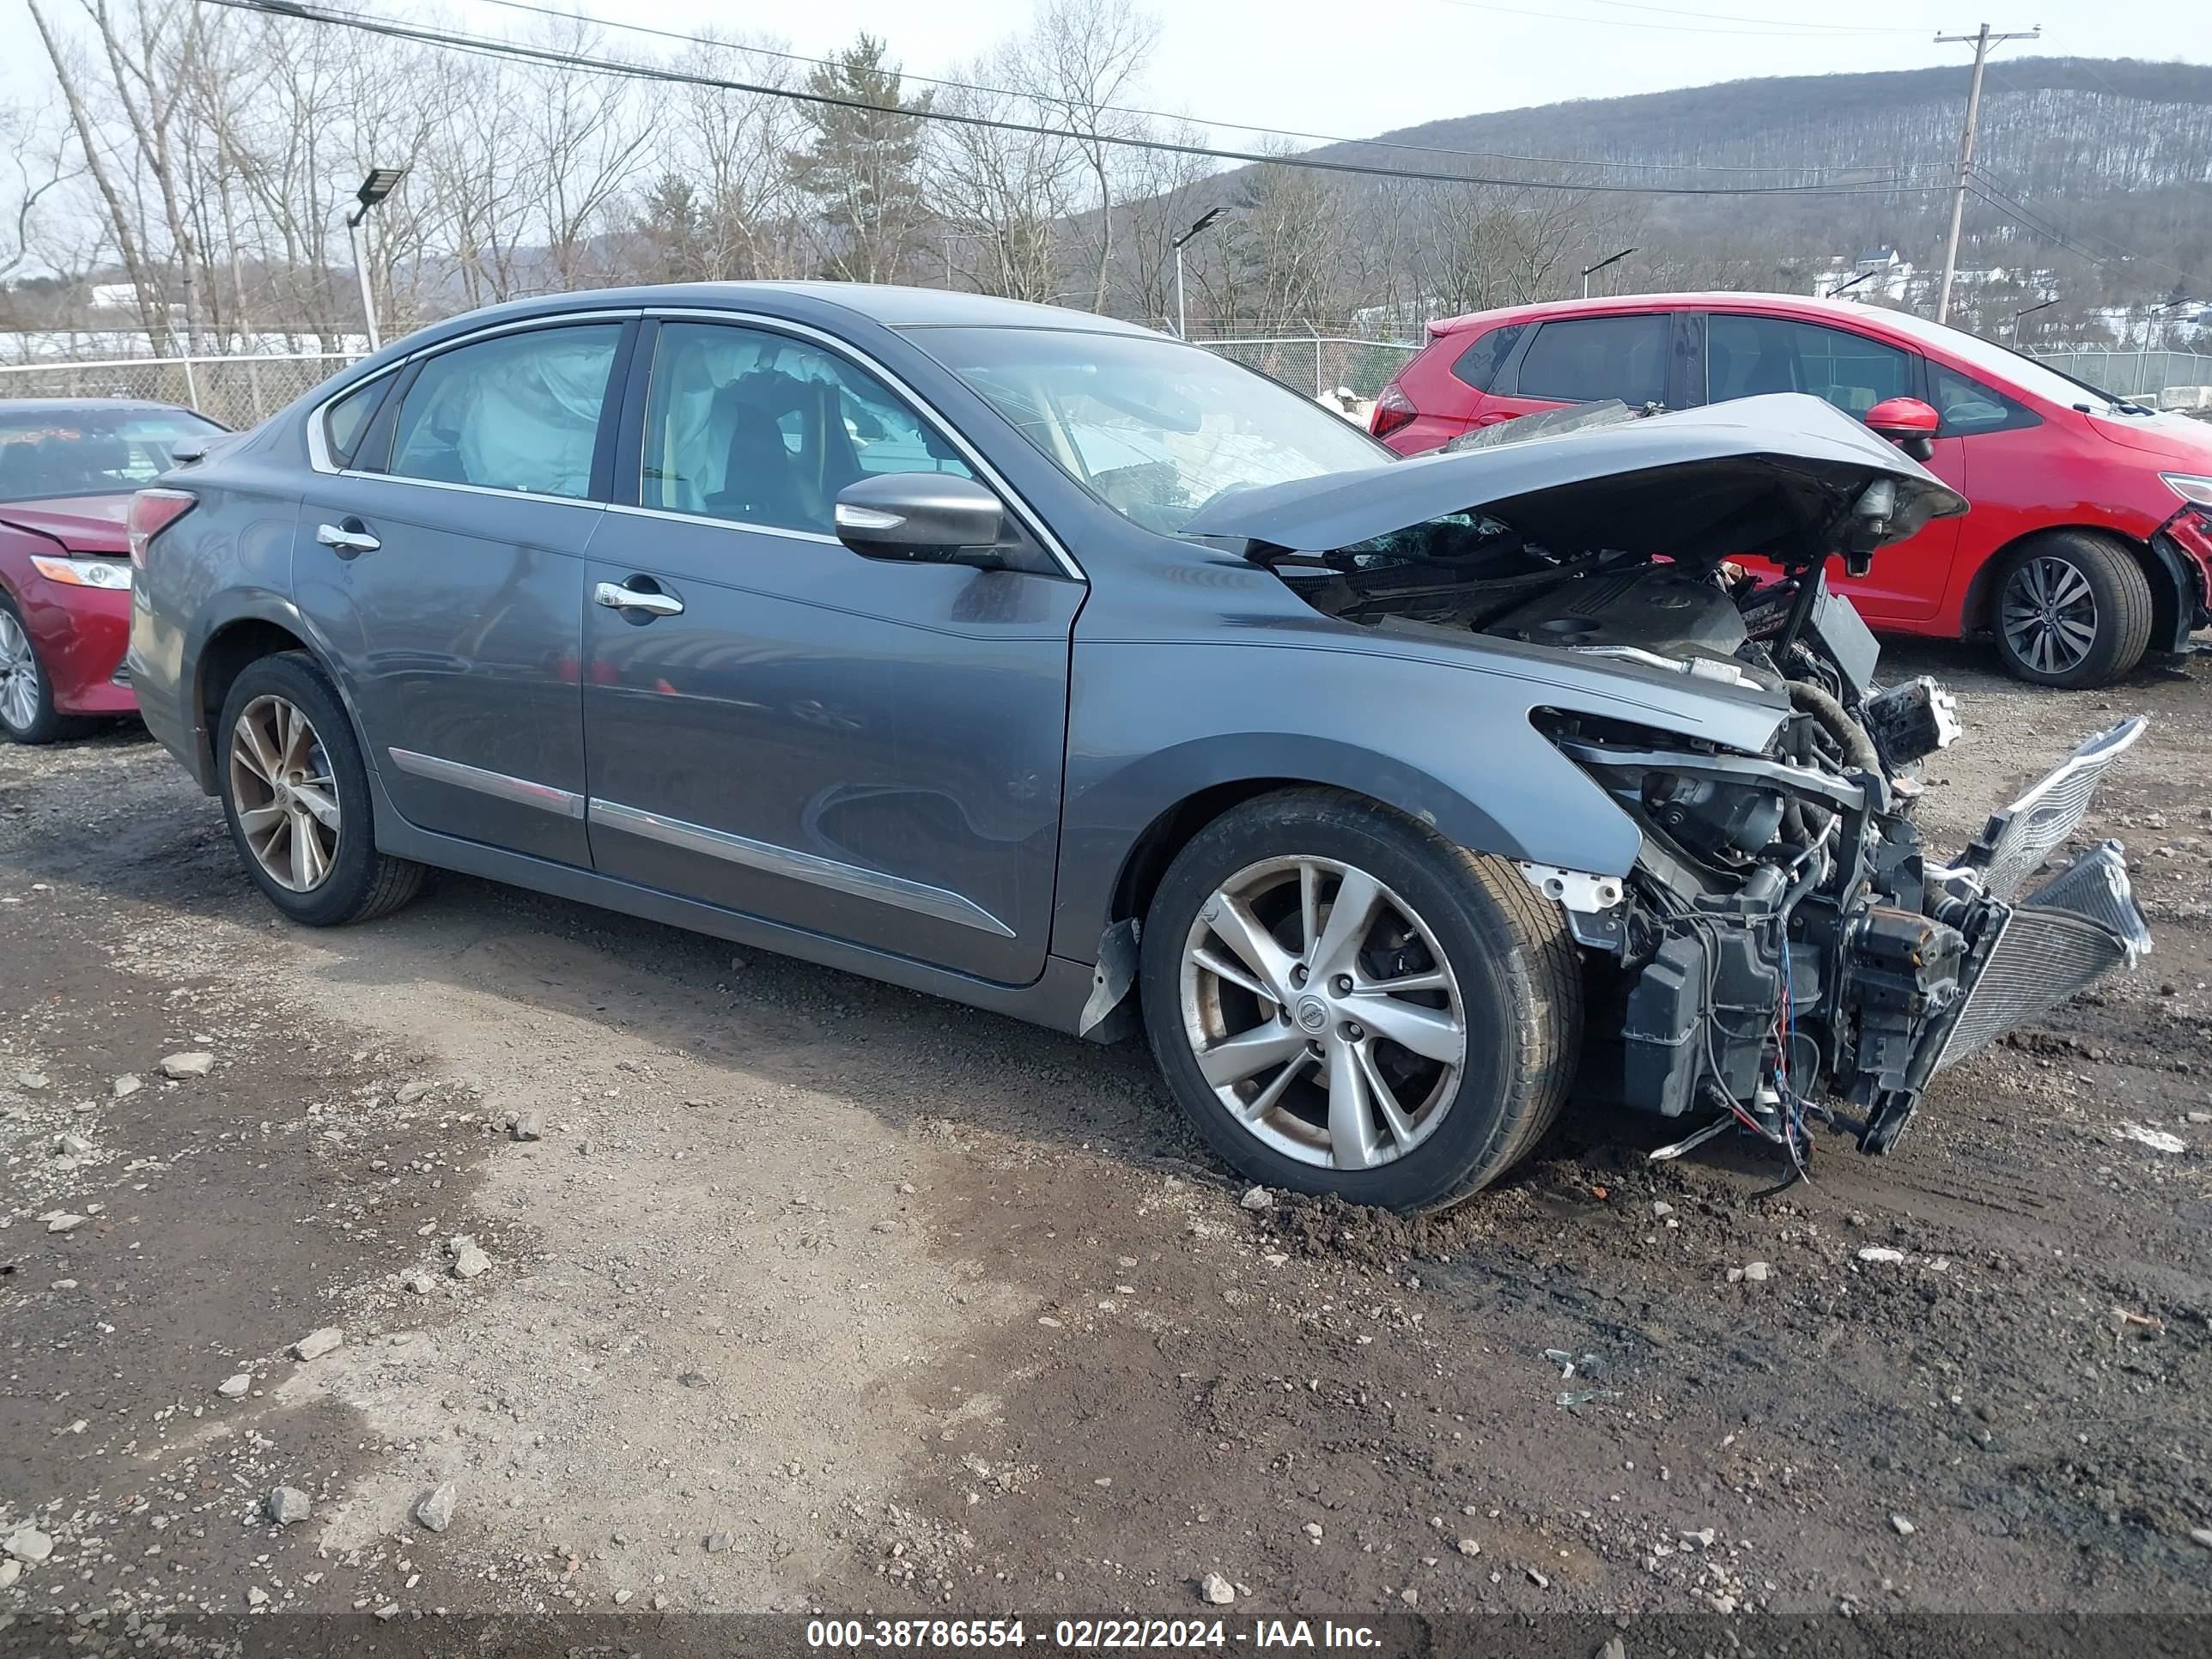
[1372,293,2212,688]
[0,399,224,743]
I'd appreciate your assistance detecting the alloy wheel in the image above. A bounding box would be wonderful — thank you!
[2001,555,2100,678]
[228,695,342,891]
[1179,854,1467,1170]
[0,610,38,733]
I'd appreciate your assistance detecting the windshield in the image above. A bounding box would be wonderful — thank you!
[1863,309,2136,410]
[915,326,1386,537]
[0,408,223,502]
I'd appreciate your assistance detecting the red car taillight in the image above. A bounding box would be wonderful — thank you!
[1370,382,1418,442]
[127,489,196,570]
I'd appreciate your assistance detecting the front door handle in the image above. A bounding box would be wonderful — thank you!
[316,519,380,555]
[594,580,684,617]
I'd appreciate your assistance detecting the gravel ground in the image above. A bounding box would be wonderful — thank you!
[4,635,2212,1642]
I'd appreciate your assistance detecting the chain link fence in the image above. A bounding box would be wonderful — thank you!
[0,353,357,430]
[2021,346,2212,408]
[1191,336,1420,400]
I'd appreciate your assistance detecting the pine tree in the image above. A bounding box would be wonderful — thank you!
[785,33,933,284]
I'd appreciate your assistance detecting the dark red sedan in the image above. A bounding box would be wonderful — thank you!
[1372,293,2212,687]
[0,399,225,743]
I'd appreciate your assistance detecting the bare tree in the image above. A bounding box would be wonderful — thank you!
[1112,119,1219,327]
[0,103,78,283]
[924,47,1085,303]
[1028,0,1158,313]
[1221,156,1347,328]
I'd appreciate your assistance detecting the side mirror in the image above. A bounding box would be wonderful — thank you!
[1864,395,1940,463]
[833,473,1006,568]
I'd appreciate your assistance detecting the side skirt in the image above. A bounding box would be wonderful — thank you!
[365,770,1099,1036]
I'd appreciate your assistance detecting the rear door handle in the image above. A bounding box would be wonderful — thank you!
[316,519,380,555]
[594,580,684,617]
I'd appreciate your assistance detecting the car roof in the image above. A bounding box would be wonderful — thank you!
[0,398,210,417]
[380,282,1164,355]
[1426,291,1933,340]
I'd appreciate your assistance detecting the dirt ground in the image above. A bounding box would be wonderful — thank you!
[5,635,2212,1644]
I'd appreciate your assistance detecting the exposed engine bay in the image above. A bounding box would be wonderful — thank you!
[1216,394,2152,1170]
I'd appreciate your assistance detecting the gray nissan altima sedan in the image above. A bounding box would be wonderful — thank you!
[126,283,2151,1210]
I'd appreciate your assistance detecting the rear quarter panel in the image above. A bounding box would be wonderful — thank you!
[128,424,313,785]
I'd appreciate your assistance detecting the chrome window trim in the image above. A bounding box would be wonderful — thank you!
[306,309,641,479]
[639,307,1085,583]
[306,360,404,475]
[386,746,586,819]
[604,501,840,546]
[587,796,1017,939]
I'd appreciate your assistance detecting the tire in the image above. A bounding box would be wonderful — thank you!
[215,651,425,926]
[1990,532,2154,689]
[1139,787,1583,1213]
[0,593,95,745]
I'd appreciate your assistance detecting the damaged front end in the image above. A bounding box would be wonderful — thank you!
[1184,392,2151,1165]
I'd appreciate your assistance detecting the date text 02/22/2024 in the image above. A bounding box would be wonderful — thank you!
[805,1618,1386,1649]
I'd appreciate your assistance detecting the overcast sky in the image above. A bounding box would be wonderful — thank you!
[5,0,2210,159]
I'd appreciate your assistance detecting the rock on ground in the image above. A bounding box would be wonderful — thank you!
[160,1051,215,1079]
[452,1244,493,1279]
[291,1327,343,1362]
[415,1483,457,1532]
[4,1528,55,1565]
[217,1373,252,1398]
[267,1487,311,1526]
[1199,1571,1235,1605]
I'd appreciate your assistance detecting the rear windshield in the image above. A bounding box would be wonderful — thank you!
[0,408,223,502]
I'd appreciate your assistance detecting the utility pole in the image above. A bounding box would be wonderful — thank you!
[1934,22,2039,325]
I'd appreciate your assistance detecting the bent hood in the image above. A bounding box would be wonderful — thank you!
[1182,392,1967,562]
[0,494,132,556]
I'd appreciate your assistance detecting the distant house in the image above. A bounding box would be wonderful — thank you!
[88,282,138,309]
[1854,247,1901,273]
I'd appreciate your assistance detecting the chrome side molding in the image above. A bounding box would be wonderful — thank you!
[385,747,586,820]
[586,797,1017,939]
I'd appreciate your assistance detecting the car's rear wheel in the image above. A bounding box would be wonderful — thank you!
[1991,532,2153,689]
[1139,789,1583,1212]
[216,653,424,926]
[0,595,94,745]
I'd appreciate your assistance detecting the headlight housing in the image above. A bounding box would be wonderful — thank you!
[2161,473,2212,509]
[28,556,131,591]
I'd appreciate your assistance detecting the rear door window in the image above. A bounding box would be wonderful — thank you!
[386,325,623,498]
[1705,314,1914,416]
[1512,315,1668,406]
[1449,324,1525,392]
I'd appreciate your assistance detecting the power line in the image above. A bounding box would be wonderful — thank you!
[459,0,1949,181]
[1967,165,2212,290]
[200,0,1958,200]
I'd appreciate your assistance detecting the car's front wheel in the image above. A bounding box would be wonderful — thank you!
[1139,789,1583,1212]
[1991,532,2154,689]
[216,652,425,926]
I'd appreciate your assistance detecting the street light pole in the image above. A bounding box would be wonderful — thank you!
[1172,206,1229,340]
[345,167,409,354]
[2008,295,2059,342]
[1579,246,1637,300]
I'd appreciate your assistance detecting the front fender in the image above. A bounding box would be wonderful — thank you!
[1050,635,1741,960]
